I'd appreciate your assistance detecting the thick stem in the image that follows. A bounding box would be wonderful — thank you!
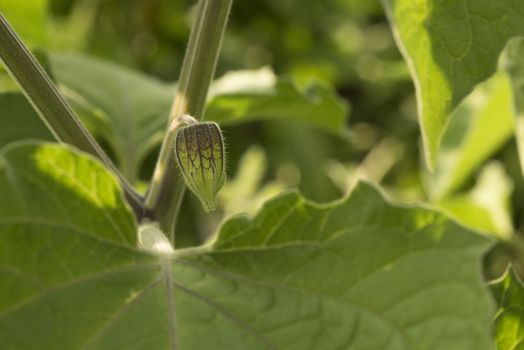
[145,0,233,242]
[0,13,144,215]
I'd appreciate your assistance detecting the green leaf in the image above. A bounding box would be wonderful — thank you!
[0,142,136,246]
[0,142,494,349]
[427,72,515,200]
[205,67,349,133]
[186,185,494,349]
[0,93,53,148]
[49,53,174,182]
[490,267,524,350]
[382,0,524,169]
[49,54,348,182]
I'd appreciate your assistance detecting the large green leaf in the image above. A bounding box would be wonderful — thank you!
[490,267,524,350]
[49,54,348,182]
[382,0,524,169]
[0,143,494,349]
[0,93,53,148]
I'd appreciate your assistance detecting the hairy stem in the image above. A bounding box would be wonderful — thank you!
[145,0,233,243]
[0,13,143,215]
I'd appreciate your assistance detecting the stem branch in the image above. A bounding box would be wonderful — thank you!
[145,0,233,242]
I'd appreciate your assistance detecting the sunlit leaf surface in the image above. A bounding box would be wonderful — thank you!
[383,0,524,168]
[0,143,494,349]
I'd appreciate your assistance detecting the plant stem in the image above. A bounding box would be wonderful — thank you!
[0,13,144,215]
[145,0,233,242]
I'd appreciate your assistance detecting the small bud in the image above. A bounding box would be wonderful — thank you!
[174,122,226,212]
[138,222,174,255]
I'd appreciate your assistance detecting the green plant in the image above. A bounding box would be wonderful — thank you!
[1,0,524,349]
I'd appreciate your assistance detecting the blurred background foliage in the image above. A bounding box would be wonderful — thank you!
[1,0,523,279]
